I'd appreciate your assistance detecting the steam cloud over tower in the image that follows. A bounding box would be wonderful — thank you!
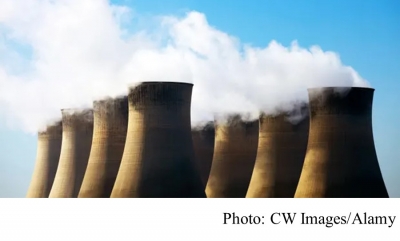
[206,115,259,197]
[26,122,63,198]
[295,87,389,198]
[49,109,94,198]
[111,82,206,198]
[246,109,309,198]
[78,97,128,198]
[191,121,215,187]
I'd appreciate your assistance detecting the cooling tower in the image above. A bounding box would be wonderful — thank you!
[111,82,206,198]
[206,115,259,198]
[191,121,215,187]
[246,108,309,198]
[78,97,128,198]
[295,87,388,198]
[49,109,94,198]
[26,122,62,198]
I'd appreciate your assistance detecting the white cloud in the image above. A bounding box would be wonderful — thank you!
[0,0,369,133]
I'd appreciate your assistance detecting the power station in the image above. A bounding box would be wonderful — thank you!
[49,109,94,198]
[295,87,389,198]
[191,121,215,187]
[23,83,391,198]
[110,82,206,198]
[206,115,259,197]
[246,107,309,198]
[26,121,62,198]
[78,97,128,198]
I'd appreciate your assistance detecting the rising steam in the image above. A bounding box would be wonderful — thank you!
[0,0,370,133]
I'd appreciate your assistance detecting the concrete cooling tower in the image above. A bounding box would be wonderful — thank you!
[295,87,389,198]
[26,122,62,198]
[246,107,309,198]
[78,97,128,198]
[111,82,206,198]
[191,121,215,187]
[206,115,259,198]
[49,109,94,198]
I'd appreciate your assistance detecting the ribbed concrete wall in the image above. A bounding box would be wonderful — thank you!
[49,109,93,198]
[295,87,389,198]
[26,122,62,198]
[78,97,128,198]
[111,82,206,198]
[191,121,215,187]
[206,115,259,198]
[246,109,309,198]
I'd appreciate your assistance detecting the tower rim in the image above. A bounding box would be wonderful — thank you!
[307,86,375,92]
[127,81,193,90]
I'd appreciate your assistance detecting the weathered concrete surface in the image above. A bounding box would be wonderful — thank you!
[206,115,259,198]
[191,121,215,187]
[295,87,389,198]
[26,122,62,198]
[49,109,93,198]
[111,82,206,198]
[247,109,309,198]
[78,97,128,198]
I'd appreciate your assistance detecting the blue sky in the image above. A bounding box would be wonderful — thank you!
[0,0,399,197]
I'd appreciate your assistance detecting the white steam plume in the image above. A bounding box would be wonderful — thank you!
[0,0,370,133]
